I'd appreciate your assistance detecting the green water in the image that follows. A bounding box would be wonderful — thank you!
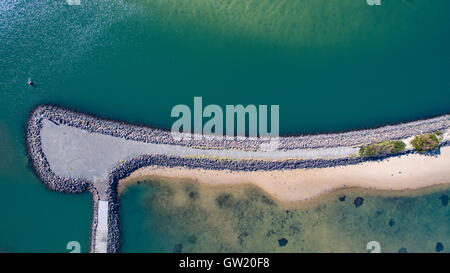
[1,0,450,252]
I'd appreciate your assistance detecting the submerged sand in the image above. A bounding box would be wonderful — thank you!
[119,146,450,204]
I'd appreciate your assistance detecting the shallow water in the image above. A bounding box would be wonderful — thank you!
[1,0,450,251]
[120,180,450,253]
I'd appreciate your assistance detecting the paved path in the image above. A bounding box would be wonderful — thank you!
[40,120,358,181]
[94,200,109,253]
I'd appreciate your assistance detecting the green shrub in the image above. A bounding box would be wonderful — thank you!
[411,133,440,152]
[359,141,406,157]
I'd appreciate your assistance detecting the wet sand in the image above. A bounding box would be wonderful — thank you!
[119,146,450,204]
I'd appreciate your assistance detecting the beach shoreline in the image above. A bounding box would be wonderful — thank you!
[119,146,450,205]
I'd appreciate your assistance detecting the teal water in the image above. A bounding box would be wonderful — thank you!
[1,0,450,252]
[120,180,450,253]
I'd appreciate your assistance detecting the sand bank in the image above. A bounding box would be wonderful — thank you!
[119,146,450,204]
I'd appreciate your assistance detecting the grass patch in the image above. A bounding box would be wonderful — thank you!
[359,141,406,157]
[411,133,440,152]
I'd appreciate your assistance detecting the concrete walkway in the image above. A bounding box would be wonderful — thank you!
[41,120,358,181]
[93,200,109,253]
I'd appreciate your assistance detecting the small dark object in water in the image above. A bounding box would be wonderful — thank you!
[216,193,233,209]
[278,238,288,247]
[338,195,346,202]
[436,242,444,252]
[238,232,249,245]
[174,243,183,253]
[27,79,34,86]
[388,219,395,227]
[439,195,449,206]
[353,197,364,208]
[188,191,198,199]
[398,247,408,253]
[187,235,197,244]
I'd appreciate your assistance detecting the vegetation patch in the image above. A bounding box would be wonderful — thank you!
[411,133,440,152]
[359,141,406,157]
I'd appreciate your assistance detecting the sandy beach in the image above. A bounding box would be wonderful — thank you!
[119,146,450,204]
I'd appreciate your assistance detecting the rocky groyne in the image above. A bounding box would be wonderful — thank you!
[26,105,450,253]
[30,105,450,151]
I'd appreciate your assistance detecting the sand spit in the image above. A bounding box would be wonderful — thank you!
[120,146,450,204]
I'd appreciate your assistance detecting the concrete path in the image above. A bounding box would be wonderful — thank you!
[40,120,358,181]
[94,200,109,253]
